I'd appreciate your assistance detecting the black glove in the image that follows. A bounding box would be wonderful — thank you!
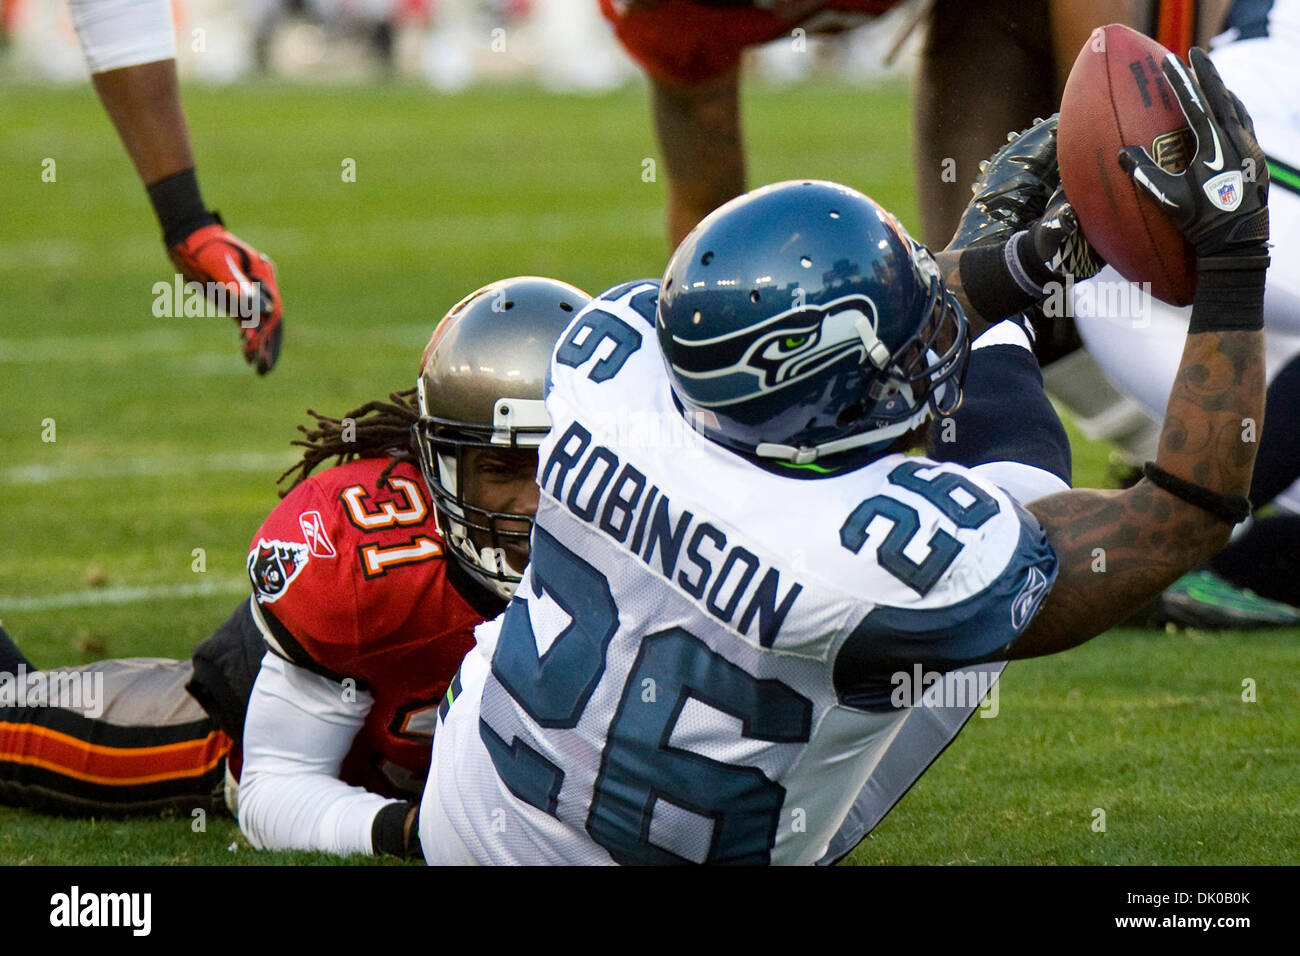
[953,114,1103,332]
[950,114,1060,250]
[372,800,423,860]
[1118,47,1269,271]
[1019,184,1106,283]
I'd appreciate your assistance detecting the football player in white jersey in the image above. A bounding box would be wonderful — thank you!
[420,48,1270,864]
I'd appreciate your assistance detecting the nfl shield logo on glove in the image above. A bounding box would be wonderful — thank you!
[1203,171,1243,211]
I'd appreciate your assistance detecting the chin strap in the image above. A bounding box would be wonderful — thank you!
[754,406,929,464]
[853,311,893,370]
[753,385,954,464]
[752,357,957,464]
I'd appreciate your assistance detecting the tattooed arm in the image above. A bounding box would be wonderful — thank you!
[1006,329,1264,658]
[1002,47,1271,660]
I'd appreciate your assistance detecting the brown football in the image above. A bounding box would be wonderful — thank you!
[1058,23,1196,306]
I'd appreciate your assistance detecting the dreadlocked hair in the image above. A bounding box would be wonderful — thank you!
[276,387,420,497]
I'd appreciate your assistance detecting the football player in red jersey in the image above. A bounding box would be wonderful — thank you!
[0,276,589,859]
[603,0,900,245]
[606,0,1223,251]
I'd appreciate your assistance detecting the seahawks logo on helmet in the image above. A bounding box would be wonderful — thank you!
[667,294,888,407]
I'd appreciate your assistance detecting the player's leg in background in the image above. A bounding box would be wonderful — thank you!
[65,0,285,373]
[914,0,1057,250]
[651,68,746,249]
[1207,21,1300,604]
[1210,521,1300,609]
[0,628,231,816]
[915,0,1160,246]
[919,2,1190,441]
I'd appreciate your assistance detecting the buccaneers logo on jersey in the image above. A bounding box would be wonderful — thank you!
[247,538,310,603]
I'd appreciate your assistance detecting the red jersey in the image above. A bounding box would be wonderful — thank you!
[245,457,501,798]
[599,0,903,86]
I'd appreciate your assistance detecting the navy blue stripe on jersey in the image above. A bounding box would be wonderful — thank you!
[833,499,1057,711]
[1226,0,1274,38]
[928,342,1071,487]
[815,661,1006,865]
[437,668,463,723]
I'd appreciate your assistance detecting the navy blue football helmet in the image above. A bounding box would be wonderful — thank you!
[656,180,969,465]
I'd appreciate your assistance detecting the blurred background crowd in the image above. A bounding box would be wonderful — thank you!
[0,0,919,88]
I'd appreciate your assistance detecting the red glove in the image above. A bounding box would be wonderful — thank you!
[168,218,284,374]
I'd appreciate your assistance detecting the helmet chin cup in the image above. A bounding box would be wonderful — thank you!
[475,544,525,600]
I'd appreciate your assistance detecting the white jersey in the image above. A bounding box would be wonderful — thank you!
[421,281,1058,865]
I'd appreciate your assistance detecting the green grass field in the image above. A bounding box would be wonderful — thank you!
[1,79,1296,865]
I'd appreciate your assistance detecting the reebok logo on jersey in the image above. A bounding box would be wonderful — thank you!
[1203,171,1243,211]
[299,510,337,558]
[1011,565,1050,631]
[248,538,310,603]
